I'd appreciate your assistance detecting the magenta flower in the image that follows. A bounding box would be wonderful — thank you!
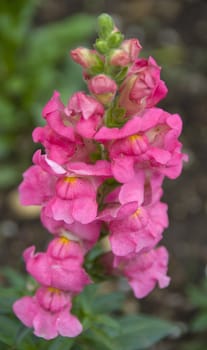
[118,57,168,115]
[32,125,77,165]
[70,47,103,69]
[23,237,90,293]
[109,39,142,66]
[19,149,112,225]
[65,91,105,138]
[42,91,75,141]
[114,247,170,298]
[40,209,101,251]
[88,74,117,105]
[19,165,55,206]
[100,173,168,256]
[95,108,185,183]
[13,287,82,339]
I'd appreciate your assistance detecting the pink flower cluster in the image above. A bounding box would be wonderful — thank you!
[13,21,186,340]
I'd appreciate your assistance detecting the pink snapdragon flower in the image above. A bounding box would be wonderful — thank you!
[95,108,185,183]
[32,125,78,165]
[100,173,168,256]
[88,74,117,105]
[118,57,168,115]
[70,47,103,69]
[42,90,105,140]
[13,287,82,339]
[19,164,56,206]
[109,39,142,66]
[23,237,90,293]
[65,91,105,138]
[114,247,170,298]
[19,149,112,224]
[42,91,75,141]
[40,209,101,251]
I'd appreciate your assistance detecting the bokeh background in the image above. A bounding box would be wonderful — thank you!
[0,0,207,349]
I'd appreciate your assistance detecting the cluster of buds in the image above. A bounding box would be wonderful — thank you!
[13,14,186,339]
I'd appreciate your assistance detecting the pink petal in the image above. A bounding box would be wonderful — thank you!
[57,311,83,337]
[119,172,145,205]
[112,156,135,183]
[13,296,37,327]
[72,197,97,224]
[33,310,58,340]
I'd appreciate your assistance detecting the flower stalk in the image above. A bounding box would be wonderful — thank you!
[13,13,187,340]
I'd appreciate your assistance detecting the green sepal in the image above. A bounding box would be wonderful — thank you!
[114,66,129,84]
[107,32,124,49]
[105,106,127,128]
[97,14,114,39]
[95,39,109,54]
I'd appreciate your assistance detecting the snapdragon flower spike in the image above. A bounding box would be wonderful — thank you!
[114,247,170,298]
[14,13,186,337]
[13,287,82,339]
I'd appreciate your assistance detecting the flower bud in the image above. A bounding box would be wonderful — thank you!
[109,39,142,66]
[95,39,109,54]
[70,48,103,70]
[107,31,124,49]
[88,74,117,105]
[118,57,168,115]
[98,13,114,39]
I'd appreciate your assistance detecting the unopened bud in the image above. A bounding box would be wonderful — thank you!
[70,48,103,69]
[98,14,114,39]
[88,74,117,105]
[95,39,109,54]
[107,32,124,49]
[109,39,142,66]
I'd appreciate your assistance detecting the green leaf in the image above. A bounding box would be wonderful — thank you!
[0,315,19,345]
[2,267,26,290]
[85,327,119,350]
[93,291,125,313]
[0,287,19,314]
[188,282,207,309]
[15,326,38,350]
[115,315,181,350]
[191,312,207,332]
[46,336,75,350]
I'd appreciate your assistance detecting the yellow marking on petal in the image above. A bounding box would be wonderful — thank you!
[132,208,141,218]
[48,287,61,294]
[128,134,142,143]
[59,236,70,245]
[64,176,77,184]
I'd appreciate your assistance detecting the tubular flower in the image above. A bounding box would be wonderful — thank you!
[13,287,82,340]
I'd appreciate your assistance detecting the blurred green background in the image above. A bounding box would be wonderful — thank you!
[0,0,207,349]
